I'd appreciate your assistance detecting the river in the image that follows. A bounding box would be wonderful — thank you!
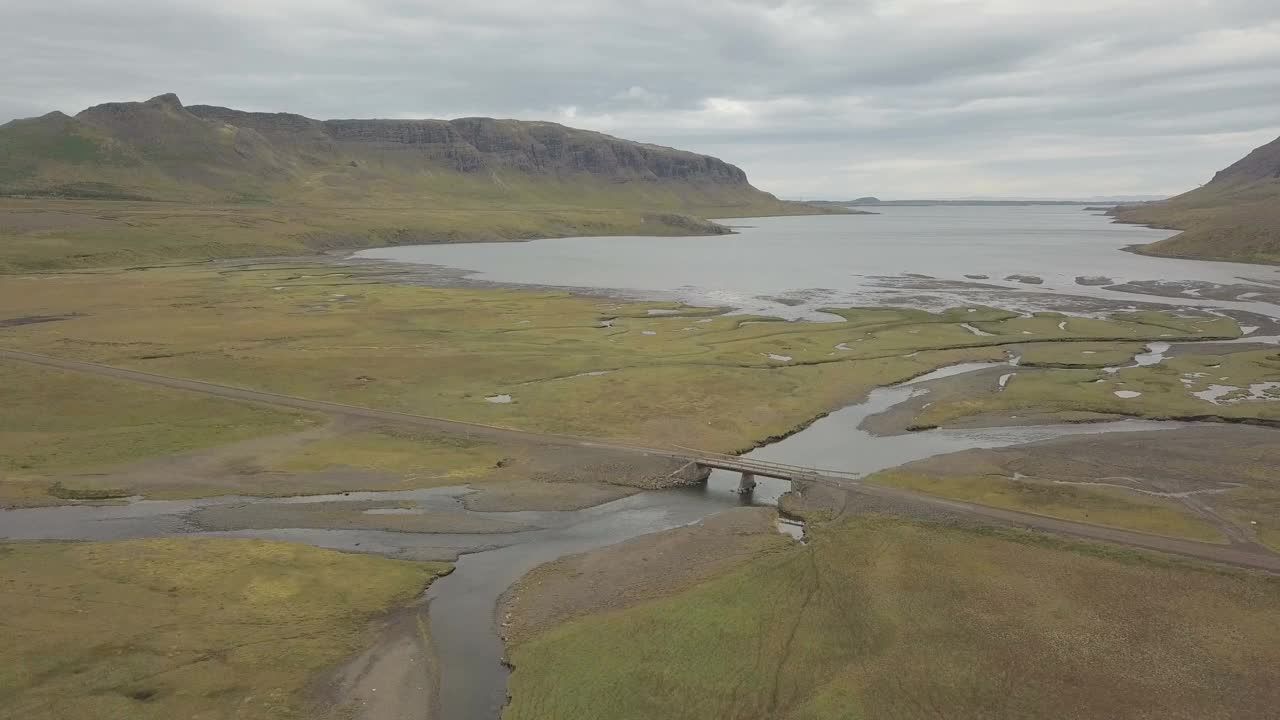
[0,363,1189,719]
[6,206,1279,719]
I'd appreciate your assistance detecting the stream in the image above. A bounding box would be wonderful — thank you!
[0,359,1187,719]
[3,209,1277,719]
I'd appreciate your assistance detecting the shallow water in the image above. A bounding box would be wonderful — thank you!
[1193,382,1280,405]
[1105,341,1173,374]
[355,207,1280,320]
[423,487,748,720]
[1134,342,1172,366]
[19,205,1280,717]
[0,359,1190,719]
[706,371,1180,502]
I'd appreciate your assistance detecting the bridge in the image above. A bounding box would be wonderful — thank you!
[3,348,1279,574]
[668,448,843,494]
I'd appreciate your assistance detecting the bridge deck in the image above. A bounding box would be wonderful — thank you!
[675,447,856,482]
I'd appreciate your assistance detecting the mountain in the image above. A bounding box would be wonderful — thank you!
[1115,134,1280,264]
[0,94,841,271]
[0,93,802,214]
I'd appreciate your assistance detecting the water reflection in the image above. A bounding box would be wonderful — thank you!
[355,207,1280,320]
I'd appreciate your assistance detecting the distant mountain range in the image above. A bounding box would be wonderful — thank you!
[0,93,814,217]
[1114,134,1280,264]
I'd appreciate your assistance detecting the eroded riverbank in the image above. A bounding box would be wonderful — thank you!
[4,207,1279,720]
[7,352,1275,719]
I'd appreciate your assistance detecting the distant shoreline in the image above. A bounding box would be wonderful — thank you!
[805,199,1160,208]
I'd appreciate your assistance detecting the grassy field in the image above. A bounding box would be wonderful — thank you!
[1017,341,1147,368]
[504,515,1280,720]
[867,469,1224,541]
[1,264,1266,510]
[1218,487,1280,552]
[0,265,1246,455]
[0,360,318,504]
[0,198,741,273]
[0,538,448,720]
[269,427,506,480]
[909,348,1280,429]
[853,425,1279,550]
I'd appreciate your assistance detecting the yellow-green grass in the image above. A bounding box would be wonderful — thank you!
[0,200,725,273]
[0,360,318,504]
[912,350,1280,429]
[963,309,1238,340]
[1017,341,1147,368]
[1,267,1241,454]
[1115,178,1280,265]
[270,427,505,481]
[1218,487,1280,552]
[505,515,1280,720]
[0,538,448,720]
[867,469,1223,541]
[0,170,835,272]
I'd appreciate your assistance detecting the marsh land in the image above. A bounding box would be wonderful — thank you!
[3,196,1279,719]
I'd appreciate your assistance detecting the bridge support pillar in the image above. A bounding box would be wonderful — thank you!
[735,471,757,495]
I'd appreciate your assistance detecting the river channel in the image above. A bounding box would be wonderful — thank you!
[7,207,1278,719]
[0,359,1186,719]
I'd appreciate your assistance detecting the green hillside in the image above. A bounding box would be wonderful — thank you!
[0,94,835,271]
[1118,134,1280,264]
[0,93,808,211]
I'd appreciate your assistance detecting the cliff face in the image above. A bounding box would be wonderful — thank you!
[1116,132,1280,265]
[187,106,750,183]
[1,93,772,206]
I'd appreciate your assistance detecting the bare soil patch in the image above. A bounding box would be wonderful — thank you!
[460,480,637,512]
[311,598,441,720]
[189,501,532,535]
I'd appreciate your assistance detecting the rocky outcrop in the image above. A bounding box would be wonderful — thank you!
[1075,276,1113,286]
[187,105,752,183]
[2,93,814,215]
[1005,274,1044,285]
[1207,134,1280,186]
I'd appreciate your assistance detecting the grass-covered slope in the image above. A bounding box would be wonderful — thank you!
[504,515,1280,720]
[1118,134,1280,264]
[1,538,448,720]
[0,94,839,270]
[0,93,823,213]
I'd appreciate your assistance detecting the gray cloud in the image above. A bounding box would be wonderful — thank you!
[3,0,1279,197]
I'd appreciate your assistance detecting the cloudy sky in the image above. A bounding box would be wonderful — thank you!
[3,0,1279,198]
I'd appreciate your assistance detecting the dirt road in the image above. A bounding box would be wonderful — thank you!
[5,347,1279,573]
[825,478,1280,572]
